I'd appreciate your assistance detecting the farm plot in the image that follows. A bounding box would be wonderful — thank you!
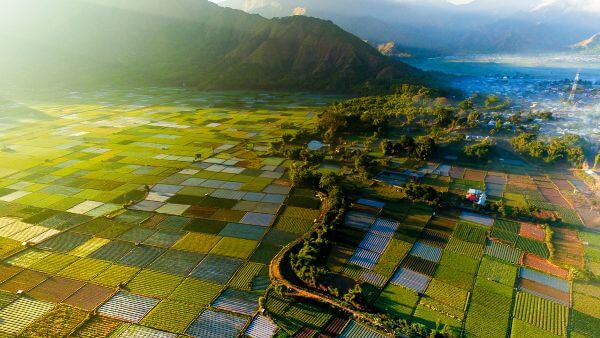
[453,222,488,244]
[70,315,122,338]
[513,291,569,336]
[519,267,569,293]
[424,279,468,314]
[0,297,54,335]
[212,288,259,315]
[390,268,430,293]
[445,237,484,259]
[408,242,443,262]
[210,237,258,259]
[465,258,515,338]
[516,236,549,258]
[27,275,85,303]
[98,291,159,323]
[186,309,248,338]
[190,255,243,284]
[19,304,87,338]
[148,249,204,275]
[64,283,115,311]
[126,269,183,298]
[522,253,568,279]
[490,227,518,245]
[485,240,521,264]
[519,222,546,242]
[245,314,278,338]
[141,299,203,334]
[168,278,222,306]
[344,211,376,230]
[420,229,449,248]
[518,279,570,306]
[372,239,411,278]
[339,320,388,338]
[375,284,419,319]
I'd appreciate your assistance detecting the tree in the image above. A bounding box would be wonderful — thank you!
[399,135,416,155]
[380,139,393,156]
[318,108,346,142]
[402,183,443,206]
[354,153,373,177]
[467,111,481,127]
[433,107,454,128]
[413,137,435,160]
[528,140,545,159]
[343,284,363,306]
[494,119,503,131]
[484,95,499,108]
[459,98,474,111]
[464,139,494,160]
[546,139,567,163]
[594,153,600,169]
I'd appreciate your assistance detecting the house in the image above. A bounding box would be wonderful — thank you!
[466,188,487,206]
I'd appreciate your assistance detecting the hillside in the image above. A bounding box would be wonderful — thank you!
[572,33,600,53]
[221,0,600,54]
[0,0,418,92]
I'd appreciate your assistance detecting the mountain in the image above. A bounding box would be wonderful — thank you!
[0,0,419,92]
[221,0,600,54]
[572,33,600,53]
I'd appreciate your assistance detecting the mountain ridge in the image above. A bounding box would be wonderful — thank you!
[221,0,599,54]
[0,0,419,92]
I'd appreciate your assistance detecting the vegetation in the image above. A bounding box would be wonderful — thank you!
[289,172,346,287]
[1,0,426,93]
[401,183,445,206]
[511,133,586,167]
[464,139,495,160]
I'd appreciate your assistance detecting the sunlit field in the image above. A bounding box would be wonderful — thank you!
[0,88,330,336]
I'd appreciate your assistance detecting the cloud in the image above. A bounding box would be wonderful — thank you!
[533,0,600,13]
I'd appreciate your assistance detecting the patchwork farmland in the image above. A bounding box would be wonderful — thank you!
[0,89,598,338]
[0,89,329,337]
[265,162,599,337]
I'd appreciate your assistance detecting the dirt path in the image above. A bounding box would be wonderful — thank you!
[267,195,391,335]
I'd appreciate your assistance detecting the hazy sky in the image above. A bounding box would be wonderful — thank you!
[209,0,476,4]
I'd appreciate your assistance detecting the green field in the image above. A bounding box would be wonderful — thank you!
[0,89,597,338]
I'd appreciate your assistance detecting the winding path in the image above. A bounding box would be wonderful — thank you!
[267,195,388,333]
